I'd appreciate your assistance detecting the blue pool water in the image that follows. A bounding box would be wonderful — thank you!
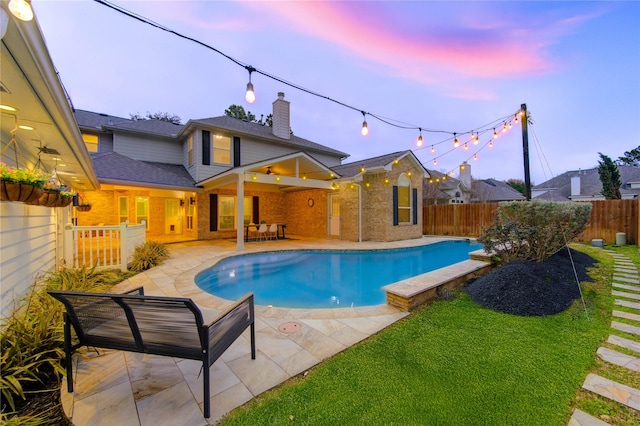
[195,240,483,309]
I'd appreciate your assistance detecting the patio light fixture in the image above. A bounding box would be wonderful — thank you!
[9,0,33,21]
[360,111,368,136]
[245,65,256,104]
[416,128,423,147]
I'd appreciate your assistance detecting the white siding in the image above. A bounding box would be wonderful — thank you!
[241,138,343,167]
[0,202,58,318]
[114,133,183,164]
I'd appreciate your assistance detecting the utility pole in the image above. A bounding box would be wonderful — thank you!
[520,103,532,200]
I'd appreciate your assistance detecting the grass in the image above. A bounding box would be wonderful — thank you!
[219,243,631,425]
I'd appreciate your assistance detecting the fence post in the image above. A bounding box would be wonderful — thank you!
[120,222,128,272]
[63,223,74,268]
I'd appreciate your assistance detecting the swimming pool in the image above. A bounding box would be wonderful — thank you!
[195,240,482,309]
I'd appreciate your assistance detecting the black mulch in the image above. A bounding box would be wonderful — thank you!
[465,247,598,316]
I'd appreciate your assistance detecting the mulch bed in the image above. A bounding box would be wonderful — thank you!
[465,247,597,316]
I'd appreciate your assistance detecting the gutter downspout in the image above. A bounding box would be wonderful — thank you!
[352,182,362,243]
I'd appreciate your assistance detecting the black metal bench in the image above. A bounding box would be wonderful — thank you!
[48,287,255,419]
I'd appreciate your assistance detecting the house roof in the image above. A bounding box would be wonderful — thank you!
[533,165,640,199]
[331,150,429,178]
[472,179,526,202]
[182,116,350,158]
[91,152,196,190]
[75,110,184,138]
[425,169,463,191]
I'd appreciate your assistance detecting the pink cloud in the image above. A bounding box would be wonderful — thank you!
[240,2,601,98]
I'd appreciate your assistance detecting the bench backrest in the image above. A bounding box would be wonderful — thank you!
[48,290,205,360]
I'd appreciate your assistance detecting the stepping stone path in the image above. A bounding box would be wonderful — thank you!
[571,251,640,425]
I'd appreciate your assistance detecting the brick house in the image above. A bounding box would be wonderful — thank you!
[75,93,429,248]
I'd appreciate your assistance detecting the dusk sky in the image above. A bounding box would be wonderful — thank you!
[33,1,639,184]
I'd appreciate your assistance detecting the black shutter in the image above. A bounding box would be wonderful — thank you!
[412,188,418,225]
[252,196,259,224]
[209,194,217,231]
[202,130,211,165]
[392,186,399,226]
[233,137,241,167]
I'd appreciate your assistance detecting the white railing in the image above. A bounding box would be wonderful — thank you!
[63,223,146,271]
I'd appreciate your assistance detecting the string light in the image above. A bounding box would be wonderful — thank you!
[245,66,256,104]
[489,141,493,148]
[430,145,435,154]
[473,153,478,160]
[361,111,369,136]
[464,143,468,150]
[433,159,437,165]
[493,128,498,138]
[453,133,459,148]
[417,128,423,147]
[474,133,479,144]
[514,114,519,124]
[502,122,507,132]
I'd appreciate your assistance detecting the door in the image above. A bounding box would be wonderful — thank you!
[328,194,340,237]
[165,199,182,234]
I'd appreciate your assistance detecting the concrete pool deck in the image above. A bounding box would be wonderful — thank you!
[60,235,484,425]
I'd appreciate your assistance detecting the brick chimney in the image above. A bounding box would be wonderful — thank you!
[272,92,290,139]
[459,161,472,189]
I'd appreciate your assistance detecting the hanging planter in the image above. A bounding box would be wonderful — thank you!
[0,163,49,203]
[76,203,92,212]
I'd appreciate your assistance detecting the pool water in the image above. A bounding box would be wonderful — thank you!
[195,240,483,308]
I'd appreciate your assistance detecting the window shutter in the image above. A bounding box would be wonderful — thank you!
[209,194,217,231]
[252,196,259,224]
[392,186,399,226]
[202,130,211,165]
[233,137,241,167]
[412,188,418,225]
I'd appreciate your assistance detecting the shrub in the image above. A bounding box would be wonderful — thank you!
[1,265,130,421]
[478,201,592,262]
[128,241,169,272]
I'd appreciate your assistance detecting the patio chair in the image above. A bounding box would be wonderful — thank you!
[267,223,278,240]
[257,223,268,241]
[247,223,258,241]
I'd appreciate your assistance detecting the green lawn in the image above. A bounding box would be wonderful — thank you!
[220,244,623,425]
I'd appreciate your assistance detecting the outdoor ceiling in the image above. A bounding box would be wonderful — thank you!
[0,4,98,190]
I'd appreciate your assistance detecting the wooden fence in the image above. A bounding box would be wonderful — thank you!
[423,199,638,245]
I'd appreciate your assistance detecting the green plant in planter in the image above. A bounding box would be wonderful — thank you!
[0,163,49,187]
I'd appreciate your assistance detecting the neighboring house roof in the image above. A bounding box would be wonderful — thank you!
[75,110,184,138]
[91,152,196,190]
[182,116,349,158]
[332,150,429,178]
[471,179,526,202]
[533,165,640,200]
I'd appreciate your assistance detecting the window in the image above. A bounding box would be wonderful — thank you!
[397,174,411,223]
[219,196,252,230]
[213,135,231,165]
[186,198,194,230]
[118,196,128,224]
[82,133,98,153]
[136,196,149,229]
[188,135,193,165]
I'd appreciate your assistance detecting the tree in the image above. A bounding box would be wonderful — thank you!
[617,146,640,166]
[130,111,181,124]
[224,105,272,126]
[597,152,622,199]
[505,179,527,196]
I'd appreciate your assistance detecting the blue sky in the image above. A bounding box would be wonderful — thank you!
[33,1,639,184]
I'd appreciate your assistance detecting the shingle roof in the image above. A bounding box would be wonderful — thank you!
[187,116,349,158]
[91,152,196,188]
[331,151,406,177]
[472,179,526,202]
[75,110,184,137]
[533,165,640,199]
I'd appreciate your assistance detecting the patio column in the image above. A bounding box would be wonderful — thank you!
[236,174,245,251]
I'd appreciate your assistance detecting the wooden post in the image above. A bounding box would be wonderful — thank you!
[63,223,74,268]
[120,222,128,272]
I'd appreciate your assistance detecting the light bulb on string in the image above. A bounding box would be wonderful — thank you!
[473,153,478,160]
[493,128,498,139]
[514,114,519,124]
[453,133,459,148]
[489,141,493,148]
[360,111,369,136]
[502,122,507,133]
[508,121,512,129]
[245,66,256,103]
[433,158,437,166]
[464,143,468,150]
[417,128,423,147]
[474,133,479,144]
[430,145,435,154]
